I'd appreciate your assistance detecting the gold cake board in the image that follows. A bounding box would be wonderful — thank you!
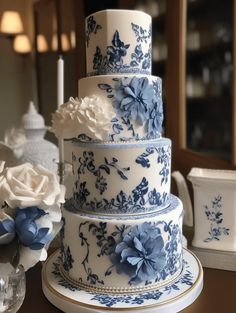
[42,249,203,313]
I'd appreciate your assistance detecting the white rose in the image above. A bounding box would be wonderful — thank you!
[0,162,6,203]
[0,161,5,174]
[75,95,115,141]
[0,163,65,210]
[51,97,80,139]
[51,95,115,141]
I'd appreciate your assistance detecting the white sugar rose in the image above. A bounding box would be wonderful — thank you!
[0,161,5,174]
[51,97,80,139]
[0,163,65,210]
[76,95,115,141]
[0,161,6,194]
[51,95,115,141]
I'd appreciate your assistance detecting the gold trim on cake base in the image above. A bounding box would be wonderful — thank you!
[42,249,203,312]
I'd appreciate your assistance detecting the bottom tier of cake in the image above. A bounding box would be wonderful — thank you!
[60,194,183,294]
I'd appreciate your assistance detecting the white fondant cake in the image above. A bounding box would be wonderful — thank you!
[79,74,163,140]
[67,138,171,214]
[53,9,184,295]
[85,10,152,76]
[61,195,183,293]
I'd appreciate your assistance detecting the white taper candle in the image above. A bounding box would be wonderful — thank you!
[57,55,64,108]
[57,55,65,174]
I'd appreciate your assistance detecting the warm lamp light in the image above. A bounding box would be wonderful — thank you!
[51,33,70,51]
[37,34,48,53]
[51,33,57,51]
[61,33,70,51]
[70,30,76,49]
[13,34,31,54]
[0,11,24,35]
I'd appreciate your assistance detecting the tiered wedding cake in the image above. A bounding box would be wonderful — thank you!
[55,9,184,294]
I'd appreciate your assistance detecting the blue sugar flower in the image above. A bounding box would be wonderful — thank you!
[15,207,52,250]
[0,216,15,244]
[115,222,166,283]
[0,218,15,236]
[113,77,155,125]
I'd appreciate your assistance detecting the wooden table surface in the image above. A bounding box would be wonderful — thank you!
[19,260,236,313]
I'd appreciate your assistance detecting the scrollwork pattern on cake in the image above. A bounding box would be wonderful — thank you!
[86,15,102,47]
[60,217,74,272]
[79,221,105,285]
[72,176,168,214]
[52,254,193,307]
[98,77,163,139]
[77,219,182,286]
[91,22,151,75]
[75,151,130,195]
[136,145,171,185]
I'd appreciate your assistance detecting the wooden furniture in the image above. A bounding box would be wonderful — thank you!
[18,258,236,313]
[165,0,236,176]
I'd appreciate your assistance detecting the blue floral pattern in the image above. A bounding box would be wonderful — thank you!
[75,151,130,195]
[91,22,151,76]
[51,251,195,308]
[70,144,170,214]
[60,217,74,272]
[78,222,105,285]
[69,177,168,214]
[203,195,230,242]
[86,15,102,47]
[77,219,182,286]
[136,145,171,185]
[98,77,163,139]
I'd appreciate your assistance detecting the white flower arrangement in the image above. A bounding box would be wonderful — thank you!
[0,161,65,271]
[51,95,115,141]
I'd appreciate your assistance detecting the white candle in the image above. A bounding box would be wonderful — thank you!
[57,55,64,108]
[57,55,65,169]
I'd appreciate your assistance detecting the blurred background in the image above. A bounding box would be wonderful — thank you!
[0,0,235,175]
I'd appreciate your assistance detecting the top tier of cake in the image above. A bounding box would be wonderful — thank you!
[85,10,152,77]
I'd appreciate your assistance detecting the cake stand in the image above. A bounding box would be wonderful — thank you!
[42,249,203,313]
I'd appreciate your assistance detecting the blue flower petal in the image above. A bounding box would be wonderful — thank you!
[133,237,145,253]
[0,219,15,234]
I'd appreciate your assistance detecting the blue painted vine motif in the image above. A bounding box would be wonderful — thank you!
[72,176,168,214]
[71,148,169,213]
[98,77,163,139]
[91,22,151,75]
[52,257,80,292]
[131,22,152,44]
[52,252,193,308]
[75,151,130,195]
[204,195,230,242]
[135,145,171,185]
[78,219,182,286]
[86,15,102,47]
[79,222,105,285]
[60,217,75,272]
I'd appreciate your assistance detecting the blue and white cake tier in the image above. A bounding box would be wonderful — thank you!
[66,137,171,214]
[61,194,183,294]
[79,74,163,141]
[85,10,152,76]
